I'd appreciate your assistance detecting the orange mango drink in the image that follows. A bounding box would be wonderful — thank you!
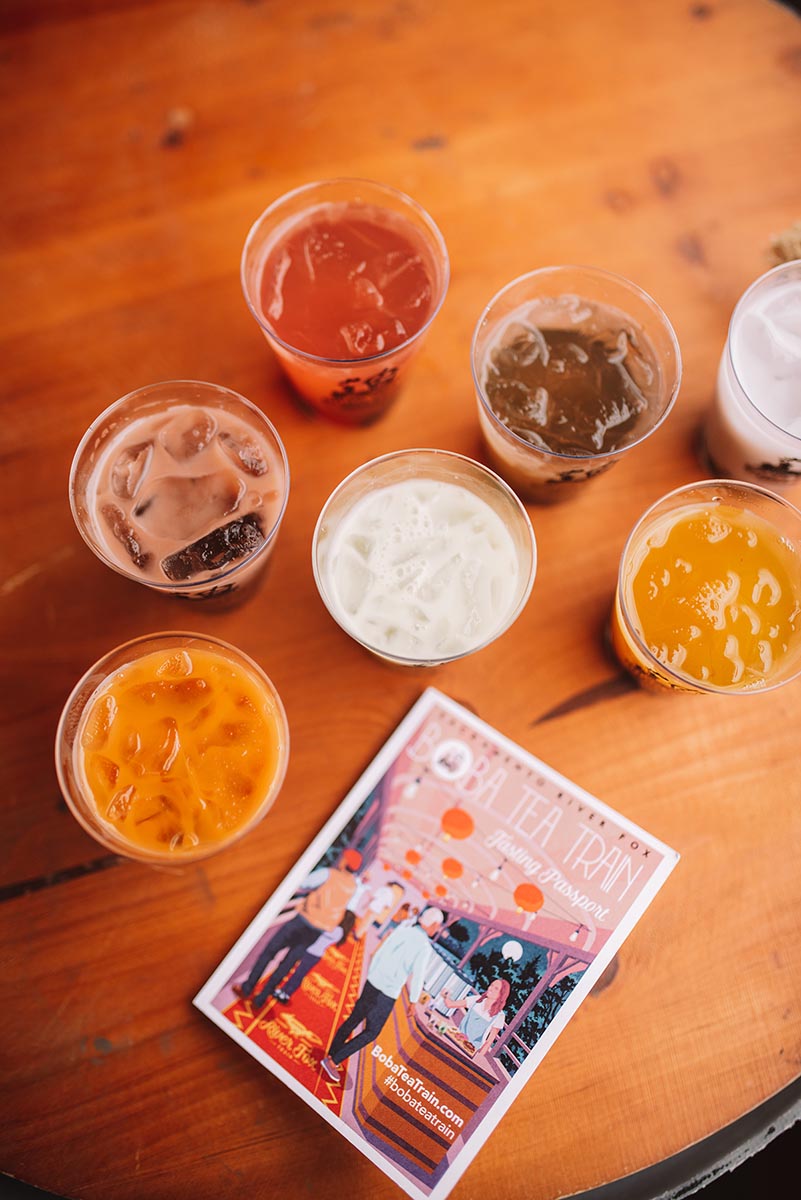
[56,635,288,861]
[611,482,801,693]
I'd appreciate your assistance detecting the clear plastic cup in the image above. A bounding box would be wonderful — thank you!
[471,266,682,503]
[609,480,801,694]
[701,261,801,489]
[69,380,290,604]
[241,178,450,425]
[55,632,290,865]
[312,448,537,666]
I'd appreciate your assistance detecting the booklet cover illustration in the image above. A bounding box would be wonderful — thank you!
[194,688,679,1200]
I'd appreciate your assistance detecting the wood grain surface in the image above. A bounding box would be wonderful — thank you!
[2,2,801,1198]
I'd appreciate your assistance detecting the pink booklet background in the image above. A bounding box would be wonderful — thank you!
[194,687,679,1200]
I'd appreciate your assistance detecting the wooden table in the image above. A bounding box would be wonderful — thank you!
[3,1,801,1197]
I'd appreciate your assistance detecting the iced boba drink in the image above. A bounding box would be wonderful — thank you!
[312,449,537,666]
[702,261,801,488]
[70,381,289,601]
[55,633,289,863]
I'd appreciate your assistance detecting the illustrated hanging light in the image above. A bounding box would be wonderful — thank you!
[435,884,448,898]
[513,882,544,913]
[403,776,422,800]
[569,924,584,943]
[402,868,413,881]
[442,857,464,880]
[405,848,421,866]
[440,806,475,841]
[489,856,507,883]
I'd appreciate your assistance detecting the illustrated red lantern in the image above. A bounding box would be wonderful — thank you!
[442,857,463,880]
[440,807,475,840]
[405,848,421,866]
[422,891,430,900]
[341,848,362,871]
[402,868,413,881]
[513,883,544,913]
[435,884,448,898]
[382,861,391,871]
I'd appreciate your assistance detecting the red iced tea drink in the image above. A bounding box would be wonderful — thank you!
[241,180,449,424]
[259,206,435,360]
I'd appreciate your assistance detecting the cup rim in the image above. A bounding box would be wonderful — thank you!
[68,379,291,593]
[240,177,451,367]
[616,477,801,695]
[54,630,290,863]
[311,446,537,666]
[470,264,683,464]
[726,259,801,444]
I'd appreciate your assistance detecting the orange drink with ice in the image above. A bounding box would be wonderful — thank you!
[611,481,801,694]
[56,634,289,862]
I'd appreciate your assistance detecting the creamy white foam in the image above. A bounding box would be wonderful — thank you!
[321,478,521,660]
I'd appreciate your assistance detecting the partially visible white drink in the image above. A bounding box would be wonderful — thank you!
[312,450,537,666]
[702,261,801,489]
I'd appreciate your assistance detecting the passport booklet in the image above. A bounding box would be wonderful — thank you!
[194,688,679,1200]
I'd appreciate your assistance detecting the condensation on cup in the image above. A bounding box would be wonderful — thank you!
[702,260,801,489]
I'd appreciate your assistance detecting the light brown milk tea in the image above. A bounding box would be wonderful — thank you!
[85,402,286,594]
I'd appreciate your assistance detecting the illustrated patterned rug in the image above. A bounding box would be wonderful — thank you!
[221,935,365,1117]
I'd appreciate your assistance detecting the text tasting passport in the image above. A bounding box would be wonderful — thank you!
[194,688,679,1200]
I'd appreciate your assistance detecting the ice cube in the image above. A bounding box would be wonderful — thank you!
[187,702,215,730]
[151,717,181,772]
[160,512,265,581]
[155,651,193,678]
[89,754,119,790]
[352,275,384,309]
[159,408,217,460]
[190,747,255,807]
[110,441,153,499]
[134,471,245,541]
[134,793,179,825]
[120,730,141,761]
[80,693,117,750]
[107,784,136,822]
[128,678,208,708]
[302,230,347,281]
[169,830,200,851]
[379,250,417,289]
[128,682,162,706]
[101,504,151,571]
[554,293,594,325]
[168,679,210,705]
[339,321,378,357]
[515,325,551,368]
[217,430,270,477]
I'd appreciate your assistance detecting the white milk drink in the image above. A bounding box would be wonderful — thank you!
[320,478,522,661]
[703,261,801,488]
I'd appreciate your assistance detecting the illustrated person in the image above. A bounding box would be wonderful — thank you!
[381,900,410,938]
[354,879,404,939]
[319,906,444,1081]
[378,902,420,944]
[267,910,355,1004]
[233,850,362,1008]
[440,977,510,1052]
